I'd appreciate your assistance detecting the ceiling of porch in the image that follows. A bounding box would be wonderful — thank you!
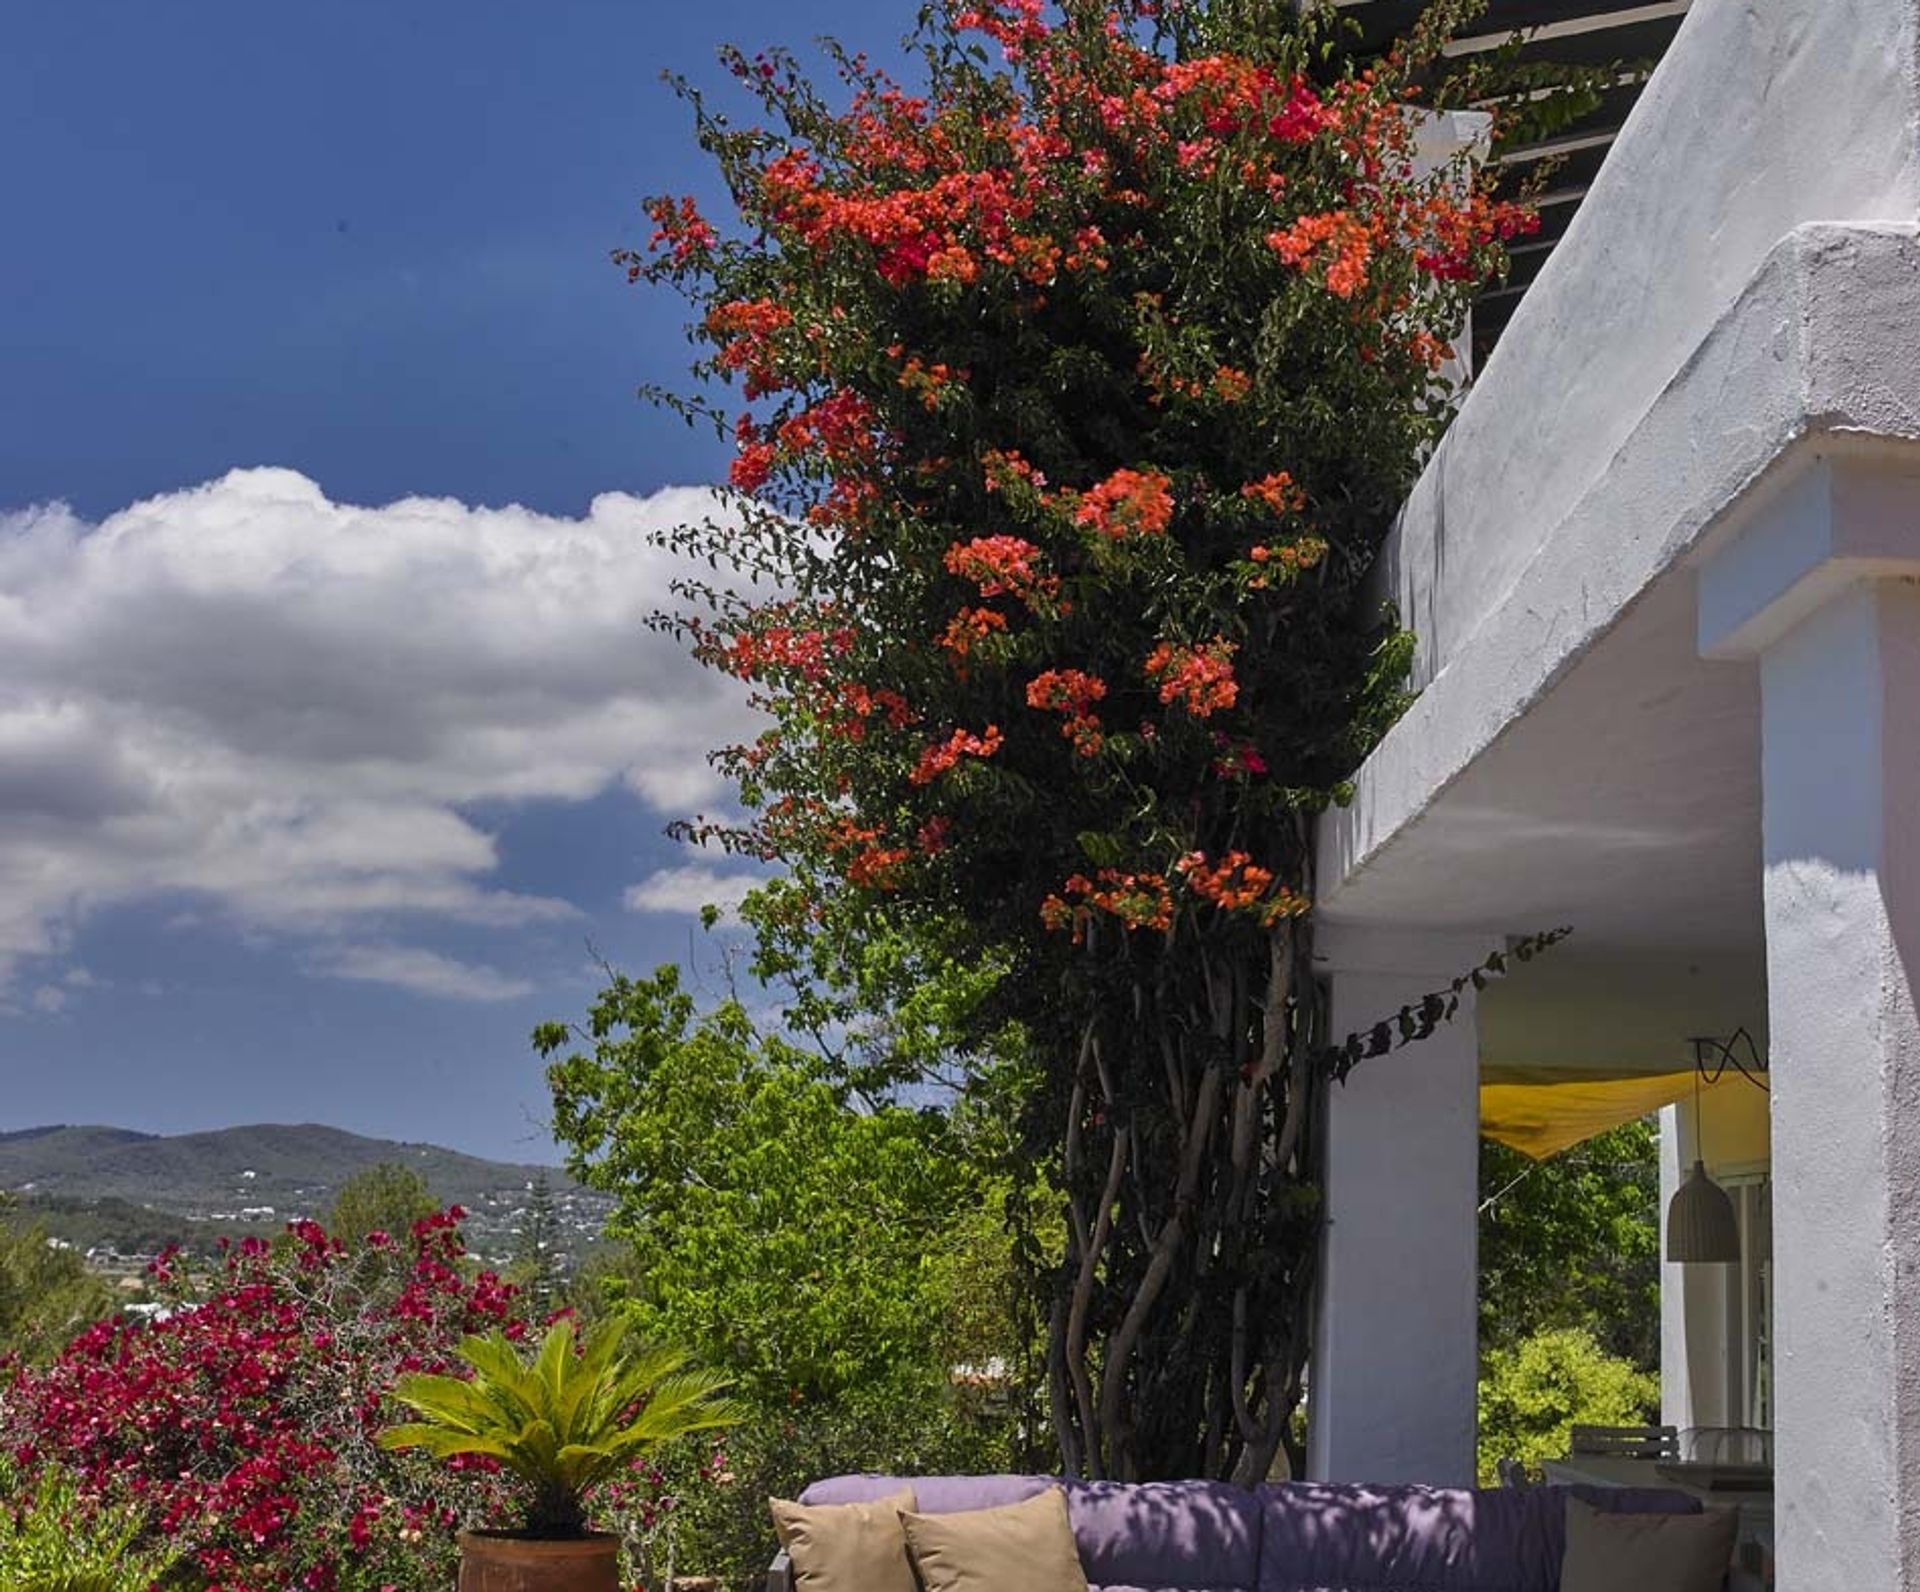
[1317,561,1772,1076]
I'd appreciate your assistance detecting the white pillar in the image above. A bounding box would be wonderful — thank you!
[1309,930,1486,1485]
[1701,457,1920,1589]
[1754,581,1920,1591]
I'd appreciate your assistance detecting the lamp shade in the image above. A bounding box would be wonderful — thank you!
[1666,1159,1741,1263]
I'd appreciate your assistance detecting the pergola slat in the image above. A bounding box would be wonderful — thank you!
[1333,0,1690,361]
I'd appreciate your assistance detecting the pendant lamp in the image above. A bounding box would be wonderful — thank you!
[1666,1039,1741,1264]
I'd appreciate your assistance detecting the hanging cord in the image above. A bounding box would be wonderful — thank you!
[1686,1027,1770,1093]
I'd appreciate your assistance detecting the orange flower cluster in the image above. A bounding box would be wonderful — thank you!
[1025,668,1108,757]
[982,448,1047,495]
[638,195,717,266]
[1240,471,1305,515]
[898,355,965,410]
[909,723,1005,785]
[702,618,856,684]
[1176,850,1312,924]
[823,818,913,890]
[1140,358,1253,407]
[1266,209,1383,299]
[1157,57,1333,146]
[939,605,1010,662]
[832,682,917,740]
[706,298,793,397]
[944,535,1060,607]
[1245,537,1328,589]
[1073,467,1174,539]
[1145,637,1239,718]
[1040,868,1175,942]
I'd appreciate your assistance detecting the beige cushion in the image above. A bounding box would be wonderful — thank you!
[899,1486,1090,1592]
[769,1488,918,1592]
[1560,1496,1739,1592]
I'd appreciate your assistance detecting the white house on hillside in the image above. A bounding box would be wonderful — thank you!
[1303,1,1920,1587]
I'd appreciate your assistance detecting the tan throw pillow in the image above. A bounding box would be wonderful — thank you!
[769,1488,918,1592]
[1560,1496,1739,1592]
[899,1486,1090,1592]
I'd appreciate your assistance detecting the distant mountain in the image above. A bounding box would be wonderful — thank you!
[0,1122,611,1265]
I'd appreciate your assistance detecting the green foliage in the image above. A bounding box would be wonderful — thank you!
[0,1198,112,1364]
[381,1316,739,1538]
[509,1171,567,1320]
[540,963,1018,1411]
[325,1163,439,1247]
[0,1462,179,1592]
[1479,1121,1660,1370]
[1475,1327,1659,1486]
[540,960,1044,1580]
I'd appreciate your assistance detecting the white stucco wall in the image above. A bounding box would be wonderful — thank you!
[1384,0,1920,694]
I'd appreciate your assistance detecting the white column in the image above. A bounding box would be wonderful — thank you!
[1308,930,1486,1485]
[1750,580,1920,1591]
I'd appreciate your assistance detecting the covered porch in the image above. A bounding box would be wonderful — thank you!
[1300,0,1920,1586]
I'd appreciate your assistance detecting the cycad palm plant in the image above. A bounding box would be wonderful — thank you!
[381,1316,739,1538]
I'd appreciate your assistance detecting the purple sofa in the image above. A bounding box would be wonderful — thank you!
[769,1473,1758,1591]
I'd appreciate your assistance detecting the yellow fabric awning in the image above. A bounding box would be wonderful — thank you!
[1479,1068,1698,1160]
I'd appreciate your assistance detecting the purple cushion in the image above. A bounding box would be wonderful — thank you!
[800,1473,1054,1514]
[797,1476,1261,1591]
[1255,1484,1704,1592]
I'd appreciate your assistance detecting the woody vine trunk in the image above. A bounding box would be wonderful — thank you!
[1043,903,1323,1482]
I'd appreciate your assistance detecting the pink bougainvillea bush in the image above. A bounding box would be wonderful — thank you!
[0,1212,526,1591]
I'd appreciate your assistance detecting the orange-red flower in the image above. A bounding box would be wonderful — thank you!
[1025,668,1108,757]
[909,724,1005,785]
[1074,467,1174,539]
[1144,637,1239,718]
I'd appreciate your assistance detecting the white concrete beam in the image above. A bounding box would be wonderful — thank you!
[1309,936,1487,1485]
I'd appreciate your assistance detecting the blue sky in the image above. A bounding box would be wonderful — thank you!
[0,0,902,1162]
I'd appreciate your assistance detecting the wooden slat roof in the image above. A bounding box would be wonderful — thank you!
[1337,0,1691,364]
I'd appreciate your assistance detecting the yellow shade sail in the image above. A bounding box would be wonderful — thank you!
[1479,1068,1698,1160]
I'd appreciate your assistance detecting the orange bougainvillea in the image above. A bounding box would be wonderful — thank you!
[626,0,1540,1484]
[1144,637,1239,718]
[1025,667,1108,756]
[1072,467,1175,539]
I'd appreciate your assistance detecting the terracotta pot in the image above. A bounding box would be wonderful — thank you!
[456,1529,622,1592]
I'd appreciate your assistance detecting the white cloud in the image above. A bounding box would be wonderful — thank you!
[0,468,760,998]
[316,944,536,1003]
[29,984,67,1014]
[623,864,763,921]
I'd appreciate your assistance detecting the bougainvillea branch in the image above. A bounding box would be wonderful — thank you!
[625,0,1532,1481]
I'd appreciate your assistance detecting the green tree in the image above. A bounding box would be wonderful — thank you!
[625,0,1544,1481]
[510,1170,566,1320]
[324,1163,438,1247]
[0,1196,112,1362]
[540,964,1008,1410]
[1476,1326,1660,1485]
[1479,1121,1660,1370]
[539,962,1037,1582]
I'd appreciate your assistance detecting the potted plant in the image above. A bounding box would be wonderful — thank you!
[381,1316,739,1591]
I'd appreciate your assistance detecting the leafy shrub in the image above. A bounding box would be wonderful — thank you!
[1476,1326,1659,1485]
[0,1460,177,1592]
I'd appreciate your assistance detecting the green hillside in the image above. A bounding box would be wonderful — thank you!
[0,1123,609,1264]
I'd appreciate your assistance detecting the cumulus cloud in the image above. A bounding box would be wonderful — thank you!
[623,864,762,921]
[315,944,536,1004]
[0,468,758,997]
